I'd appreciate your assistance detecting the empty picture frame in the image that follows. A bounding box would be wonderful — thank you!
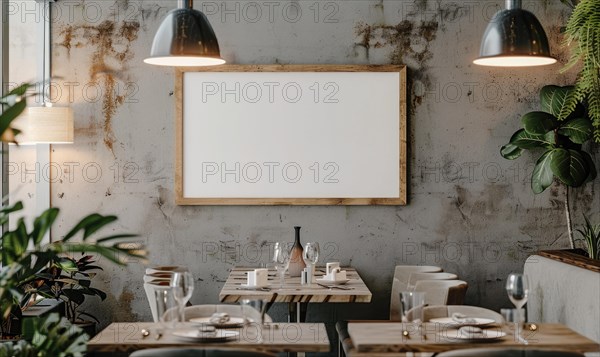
[175,64,407,205]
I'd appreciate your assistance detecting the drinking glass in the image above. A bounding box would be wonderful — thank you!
[240,299,268,325]
[273,242,291,288]
[302,242,320,284]
[399,291,425,322]
[154,287,178,332]
[506,273,529,309]
[170,271,194,323]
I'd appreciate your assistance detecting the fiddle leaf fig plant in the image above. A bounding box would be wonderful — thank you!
[501,85,597,248]
[501,85,596,193]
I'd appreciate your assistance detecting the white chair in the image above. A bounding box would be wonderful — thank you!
[181,304,273,323]
[406,272,458,288]
[394,265,443,285]
[422,305,504,324]
[414,280,468,306]
[143,280,171,322]
[390,265,442,321]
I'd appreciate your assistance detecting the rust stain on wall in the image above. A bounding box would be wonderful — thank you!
[354,20,439,113]
[57,20,140,156]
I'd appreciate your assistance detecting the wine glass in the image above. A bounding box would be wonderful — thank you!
[273,242,291,288]
[506,273,529,344]
[170,271,194,324]
[302,242,320,284]
[506,273,529,309]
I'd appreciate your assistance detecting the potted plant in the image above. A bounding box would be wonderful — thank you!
[21,255,107,336]
[501,85,597,249]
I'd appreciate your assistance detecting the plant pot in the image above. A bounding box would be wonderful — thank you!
[538,249,600,273]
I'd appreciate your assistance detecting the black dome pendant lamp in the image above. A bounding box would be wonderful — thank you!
[144,0,225,66]
[474,0,556,67]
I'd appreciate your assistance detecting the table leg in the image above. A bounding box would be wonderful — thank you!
[288,302,308,357]
[288,302,307,322]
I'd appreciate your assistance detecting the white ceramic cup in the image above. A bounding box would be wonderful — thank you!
[326,262,340,275]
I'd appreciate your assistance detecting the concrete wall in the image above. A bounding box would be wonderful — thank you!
[35,0,600,352]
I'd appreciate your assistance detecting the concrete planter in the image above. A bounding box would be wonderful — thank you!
[525,251,600,343]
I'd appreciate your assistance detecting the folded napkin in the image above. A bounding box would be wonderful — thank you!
[209,312,230,324]
[458,326,484,338]
[452,312,478,324]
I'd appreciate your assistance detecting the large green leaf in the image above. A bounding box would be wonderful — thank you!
[500,143,523,160]
[521,111,559,135]
[31,208,59,246]
[550,149,590,187]
[558,117,593,144]
[62,214,118,242]
[531,150,555,193]
[0,99,26,137]
[510,129,555,149]
[540,85,577,119]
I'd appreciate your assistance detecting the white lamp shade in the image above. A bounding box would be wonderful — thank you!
[15,107,74,144]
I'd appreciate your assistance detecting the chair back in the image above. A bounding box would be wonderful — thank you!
[130,348,276,357]
[390,265,442,321]
[182,304,273,323]
[422,305,503,324]
[413,280,468,306]
[436,348,584,357]
[407,272,458,287]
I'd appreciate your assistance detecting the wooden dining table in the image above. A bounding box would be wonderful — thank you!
[87,322,329,356]
[336,321,600,356]
[219,266,372,324]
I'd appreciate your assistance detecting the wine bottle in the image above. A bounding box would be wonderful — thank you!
[288,226,306,277]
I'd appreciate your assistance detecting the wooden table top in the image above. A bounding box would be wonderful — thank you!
[341,322,600,354]
[88,322,330,353]
[219,266,372,303]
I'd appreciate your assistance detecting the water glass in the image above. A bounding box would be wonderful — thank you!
[501,308,526,325]
[239,299,268,326]
[273,242,291,288]
[502,308,528,344]
[154,288,178,331]
[399,291,425,322]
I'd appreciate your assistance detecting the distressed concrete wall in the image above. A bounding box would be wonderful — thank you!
[41,0,599,353]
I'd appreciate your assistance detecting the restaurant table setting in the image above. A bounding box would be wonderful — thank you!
[87,321,330,354]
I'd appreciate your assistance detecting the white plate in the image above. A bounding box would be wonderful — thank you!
[443,328,506,341]
[316,278,350,285]
[189,317,247,328]
[429,317,496,327]
[171,328,239,342]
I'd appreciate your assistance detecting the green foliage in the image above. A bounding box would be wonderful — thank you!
[501,85,597,194]
[561,0,600,142]
[576,215,600,260]
[0,203,143,321]
[0,314,88,357]
[0,83,35,143]
[23,255,108,324]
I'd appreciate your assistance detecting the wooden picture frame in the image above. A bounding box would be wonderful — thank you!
[175,64,407,205]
